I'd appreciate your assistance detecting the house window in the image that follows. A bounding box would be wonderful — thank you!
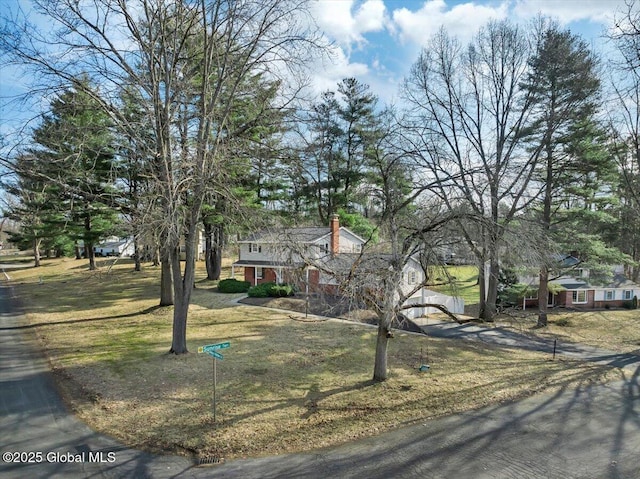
[250,243,262,253]
[256,267,263,279]
[605,290,615,301]
[572,290,587,304]
[322,243,329,254]
[623,290,633,300]
[409,271,416,284]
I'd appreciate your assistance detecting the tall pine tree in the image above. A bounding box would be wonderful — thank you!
[29,78,120,270]
[521,24,611,325]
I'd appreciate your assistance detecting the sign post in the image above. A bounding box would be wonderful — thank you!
[198,342,231,422]
[213,355,217,422]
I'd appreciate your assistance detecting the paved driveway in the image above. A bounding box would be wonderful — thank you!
[1,280,639,478]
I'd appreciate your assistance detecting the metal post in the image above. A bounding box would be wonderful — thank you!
[553,339,557,360]
[213,358,217,422]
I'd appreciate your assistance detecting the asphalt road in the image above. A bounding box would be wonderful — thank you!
[1,277,639,478]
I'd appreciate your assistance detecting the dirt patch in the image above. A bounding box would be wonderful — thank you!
[239,294,378,323]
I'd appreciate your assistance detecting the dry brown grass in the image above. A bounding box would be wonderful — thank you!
[5,257,623,460]
[495,309,640,354]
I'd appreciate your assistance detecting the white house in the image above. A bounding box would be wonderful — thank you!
[78,236,134,257]
[94,237,135,257]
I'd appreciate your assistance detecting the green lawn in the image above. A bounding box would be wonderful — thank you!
[427,265,480,306]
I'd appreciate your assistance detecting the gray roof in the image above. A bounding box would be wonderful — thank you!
[240,227,331,244]
[232,260,302,268]
[603,274,639,289]
[322,253,416,275]
[552,254,581,268]
[560,283,589,290]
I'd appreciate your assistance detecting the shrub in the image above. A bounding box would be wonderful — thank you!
[247,282,295,298]
[218,278,251,293]
[269,284,294,297]
[247,282,275,298]
[556,318,571,327]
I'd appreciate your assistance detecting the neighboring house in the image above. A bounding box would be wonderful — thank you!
[179,230,207,261]
[94,237,135,257]
[79,237,135,257]
[520,257,640,310]
[232,215,464,317]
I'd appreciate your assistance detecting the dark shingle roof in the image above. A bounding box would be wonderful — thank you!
[240,227,331,243]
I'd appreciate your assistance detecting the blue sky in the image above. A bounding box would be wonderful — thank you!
[0,0,630,142]
[309,0,627,102]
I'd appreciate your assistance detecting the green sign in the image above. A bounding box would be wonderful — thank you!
[204,342,230,351]
[198,342,231,354]
[206,350,224,360]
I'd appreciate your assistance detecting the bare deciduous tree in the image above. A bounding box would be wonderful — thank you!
[401,21,539,321]
[1,0,324,353]
[608,0,640,281]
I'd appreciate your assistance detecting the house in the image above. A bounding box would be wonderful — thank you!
[232,215,464,317]
[93,237,135,257]
[179,230,207,261]
[520,257,640,310]
[232,215,366,290]
[78,237,135,257]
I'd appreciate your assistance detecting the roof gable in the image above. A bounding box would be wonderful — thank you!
[240,226,366,245]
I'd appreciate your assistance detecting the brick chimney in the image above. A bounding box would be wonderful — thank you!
[330,214,340,256]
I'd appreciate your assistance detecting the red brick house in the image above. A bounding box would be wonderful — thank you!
[231,215,367,290]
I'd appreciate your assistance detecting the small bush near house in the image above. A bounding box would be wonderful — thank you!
[269,284,294,297]
[247,282,295,298]
[247,282,275,298]
[555,318,571,327]
[218,278,251,293]
[623,300,635,310]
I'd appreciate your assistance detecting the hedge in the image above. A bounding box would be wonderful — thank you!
[247,282,295,298]
[218,278,251,293]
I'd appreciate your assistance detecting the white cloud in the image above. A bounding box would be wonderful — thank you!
[312,0,387,51]
[391,0,509,46]
[512,0,626,25]
[309,45,370,94]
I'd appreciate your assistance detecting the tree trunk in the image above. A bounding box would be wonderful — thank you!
[537,265,549,327]
[372,320,390,382]
[169,223,198,354]
[86,240,96,270]
[373,301,396,382]
[477,259,487,318]
[483,258,499,321]
[133,237,141,272]
[85,215,96,271]
[169,248,188,354]
[33,238,41,267]
[205,223,223,280]
[160,255,173,306]
[538,140,553,327]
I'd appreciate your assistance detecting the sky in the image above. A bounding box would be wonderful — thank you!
[0,0,631,143]
[307,0,628,103]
